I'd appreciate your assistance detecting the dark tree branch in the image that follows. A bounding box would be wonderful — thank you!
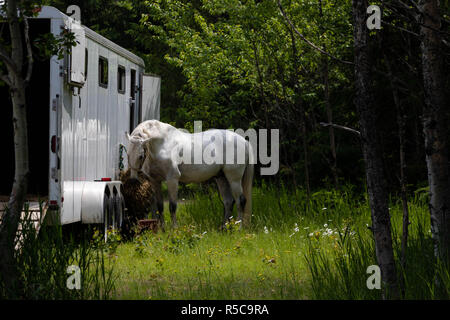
[381,20,420,37]
[319,122,361,136]
[23,16,33,85]
[277,0,354,65]
[0,72,12,86]
[385,0,450,36]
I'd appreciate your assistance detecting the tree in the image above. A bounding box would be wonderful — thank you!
[419,0,450,291]
[0,0,73,297]
[351,0,399,298]
[0,0,35,296]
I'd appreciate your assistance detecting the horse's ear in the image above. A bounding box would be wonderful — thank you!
[127,133,146,145]
[126,132,131,141]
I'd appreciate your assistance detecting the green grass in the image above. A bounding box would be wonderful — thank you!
[0,209,115,299]
[107,183,448,300]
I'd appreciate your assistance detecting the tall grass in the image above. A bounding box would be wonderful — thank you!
[181,182,366,231]
[303,190,449,299]
[0,206,115,299]
[113,183,448,300]
[4,184,444,299]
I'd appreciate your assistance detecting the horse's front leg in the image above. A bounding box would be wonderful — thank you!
[154,180,165,232]
[167,178,179,228]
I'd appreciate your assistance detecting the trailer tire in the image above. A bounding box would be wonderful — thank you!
[113,193,124,230]
[103,193,112,241]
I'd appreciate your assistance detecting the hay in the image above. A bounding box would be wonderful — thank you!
[120,169,157,237]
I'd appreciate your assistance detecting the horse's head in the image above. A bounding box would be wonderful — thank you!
[126,120,164,180]
[126,133,147,180]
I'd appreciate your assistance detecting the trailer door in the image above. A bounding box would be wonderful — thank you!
[140,74,161,121]
[67,18,86,86]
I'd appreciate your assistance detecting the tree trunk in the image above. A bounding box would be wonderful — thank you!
[0,0,30,298]
[324,59,338,188]
[287,27,310,203]
[319,0,338,188]
[384,54,410,272]
[352,0,399,299]
[419,0,450,273]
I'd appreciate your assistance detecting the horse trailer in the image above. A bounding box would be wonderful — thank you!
[0,6,161,232]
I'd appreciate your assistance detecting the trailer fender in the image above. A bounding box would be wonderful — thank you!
[80,181,122,224]
[62,181,86,224]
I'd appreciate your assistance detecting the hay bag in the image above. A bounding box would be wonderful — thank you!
[120,169,157,237]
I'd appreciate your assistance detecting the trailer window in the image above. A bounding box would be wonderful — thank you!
[99,56,108,88]
[118,65,126,94]
[84,49,88,80]
[130,69,136,132]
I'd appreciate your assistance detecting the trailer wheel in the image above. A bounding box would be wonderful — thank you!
[112,193,124,230]
[103,193,112,242]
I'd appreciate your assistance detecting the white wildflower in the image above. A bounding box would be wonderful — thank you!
[264,226,269,234]
[323,228,334,237]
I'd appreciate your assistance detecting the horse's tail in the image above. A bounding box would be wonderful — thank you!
[242,162,254,228]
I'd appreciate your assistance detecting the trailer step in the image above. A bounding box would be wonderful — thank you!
[0,202,49,249]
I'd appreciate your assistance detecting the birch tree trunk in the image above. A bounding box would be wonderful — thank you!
[419,0,450,270]
[352,0,399,299]
[0,0,31,297]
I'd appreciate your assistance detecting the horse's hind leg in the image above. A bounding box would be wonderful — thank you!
[229,181,245,225]
[215,176,235,229]
[223,171,246,228]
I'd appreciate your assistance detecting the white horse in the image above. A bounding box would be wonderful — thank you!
[126,120,254,229]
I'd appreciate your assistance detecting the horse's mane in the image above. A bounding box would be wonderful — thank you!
[130,120,178,141]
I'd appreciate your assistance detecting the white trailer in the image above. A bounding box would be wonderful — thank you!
[0,6,161,232]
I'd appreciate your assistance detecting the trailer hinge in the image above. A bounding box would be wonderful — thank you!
[51,167,58,180]
[52,94,61,111]
[59,65,66,78]
[52,98,58,111]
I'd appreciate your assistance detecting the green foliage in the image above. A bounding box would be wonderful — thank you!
[33,29,77,60]
[91,228,122,255]
[163,224,204,253]
[139,0,352,130]
[0,208,115,299]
